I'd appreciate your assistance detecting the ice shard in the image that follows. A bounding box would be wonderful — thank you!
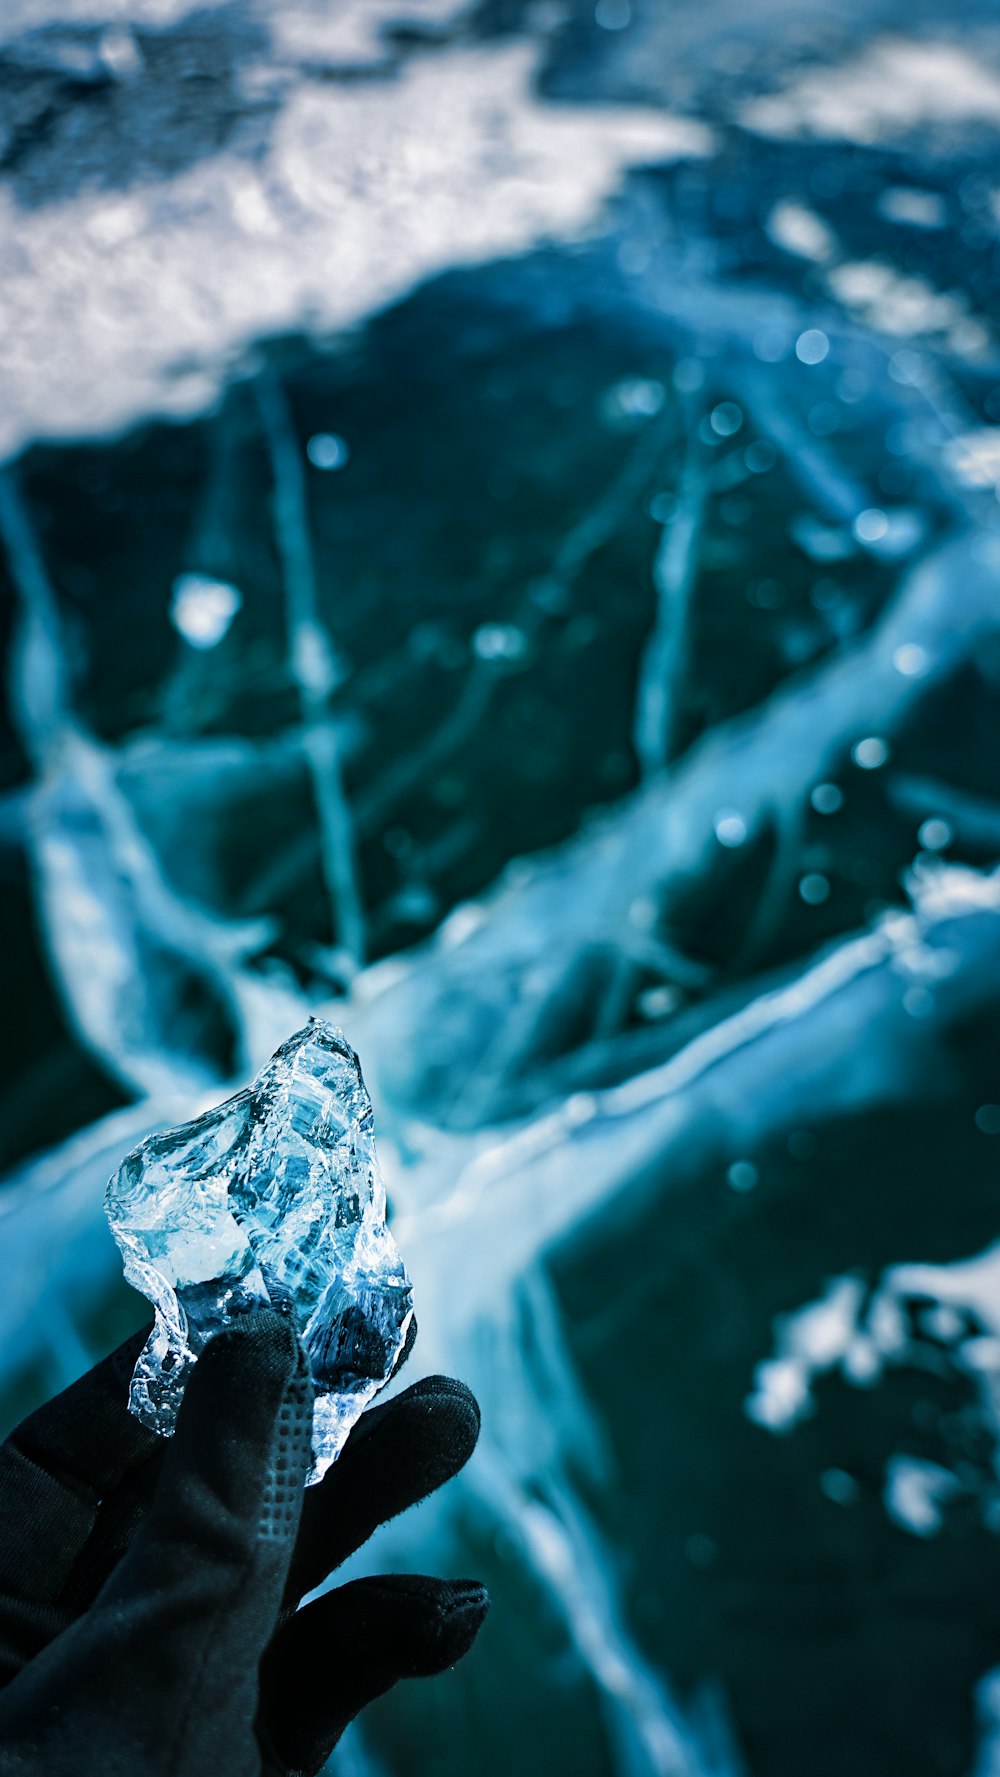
[105,1020,413,1483]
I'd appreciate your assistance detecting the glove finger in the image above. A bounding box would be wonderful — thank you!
[286,1375,480,1606]
[260,1573,489,1775]
[74,1310,313,1774]
[55,1442,165,1615]
[0,1313,315,1777]
[105,1306,311,1609]
[52,1307,424,1627]
[20,1317,425,1623]
[0,1325,157,1615]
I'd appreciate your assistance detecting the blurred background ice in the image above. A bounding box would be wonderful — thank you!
[3,1,1000,1772]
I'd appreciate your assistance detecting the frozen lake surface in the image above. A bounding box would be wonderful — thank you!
[3,3,1000,1772]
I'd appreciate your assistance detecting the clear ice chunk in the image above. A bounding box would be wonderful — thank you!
[105,1019,414,1483]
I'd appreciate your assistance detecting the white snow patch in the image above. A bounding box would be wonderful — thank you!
[765,201,838,263]
[742,39,1000,145]
[746,1277,865,1432]
[883,1455,962,1538]
[0,37,711,459]
[827,261,989,353]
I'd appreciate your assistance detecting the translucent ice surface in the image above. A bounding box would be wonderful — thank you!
[105,1020,413,1483]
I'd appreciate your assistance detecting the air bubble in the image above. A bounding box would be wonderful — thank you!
[799,873,830,905]
[854,508,889,544]
[473,624,527,661]
[710,402,743,438]
[893,642,929,677]
[727,1160,759,1192]
[714,810,748,847]
[595,0,630,25]
[745,439,777,473]
[795,329,830,365]
[811,782,844,815]
[918,818,952,852]
[170,574,242,650]
[307,433,349,470]
[852,736,889,770]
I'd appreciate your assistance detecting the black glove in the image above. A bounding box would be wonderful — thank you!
[0,1308,488,1775]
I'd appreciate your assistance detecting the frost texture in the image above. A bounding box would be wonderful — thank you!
[105,1020,413,1484]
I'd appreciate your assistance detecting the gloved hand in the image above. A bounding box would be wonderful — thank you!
[0,1309,487,1775]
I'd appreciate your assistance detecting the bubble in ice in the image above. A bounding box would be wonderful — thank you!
[811,782,844,815]
[918,818,952,852]
[820,1468,859,1506]
[473,623,528,661]
[710,401,743,437]
[894,642,929,677]
[903,985,934,1019]
[105,1021,413,1484]
[744,438,777,473]
[795,329,829,365]
[636,984,680,1021]
[854,508,889,544]
[714,809,748,847]
[673,356,705,394]
[307,432,350,470]
[799,872,830,905]
[853,736,889,770]
[753,326,791,363]
[170,574,242,650]
[611,377,664,417]
[727,1160,759,1193]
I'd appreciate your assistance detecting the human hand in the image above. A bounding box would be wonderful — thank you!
[0,1309,487,1775]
